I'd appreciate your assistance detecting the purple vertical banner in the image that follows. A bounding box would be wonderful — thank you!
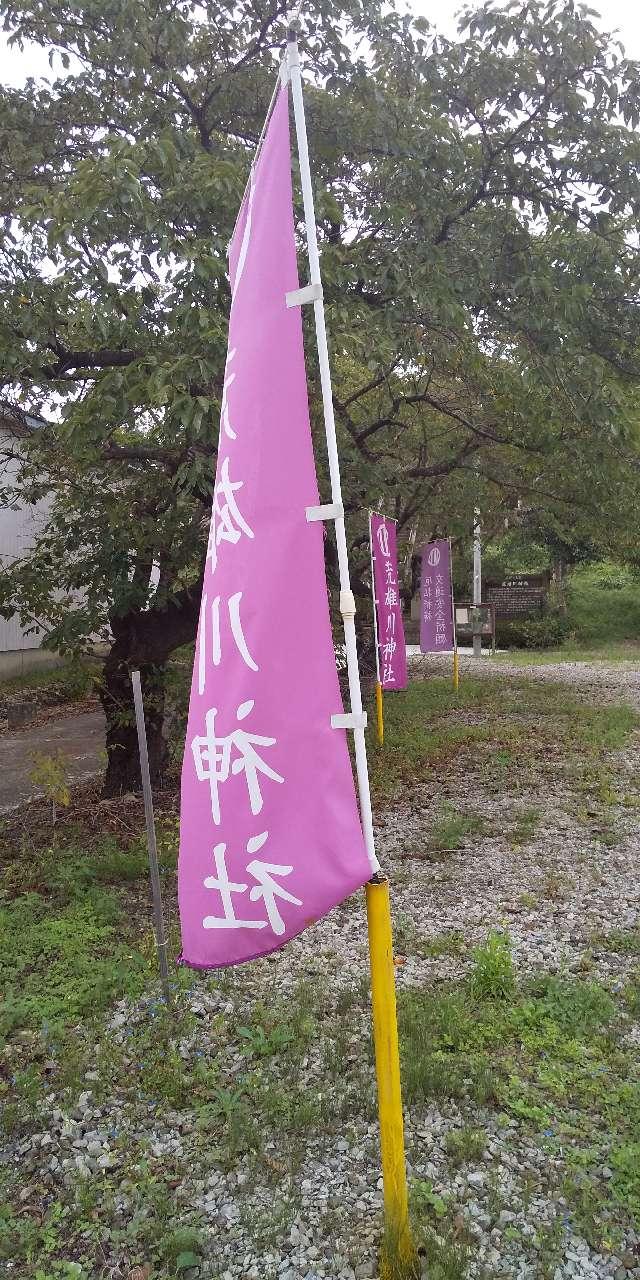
[420,540,454,653]
[177,88,371,971]
[370,514,408,691]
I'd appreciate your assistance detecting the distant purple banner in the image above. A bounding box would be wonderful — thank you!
[420,540,454,653]
[370,514,408,690]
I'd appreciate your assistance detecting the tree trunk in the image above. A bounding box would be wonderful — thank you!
[100,642,168,797]
[98,579,203,797]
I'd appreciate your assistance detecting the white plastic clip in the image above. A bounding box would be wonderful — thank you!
[286,282,323,309]
[331,712,368,731]
[306,502,343,523]
[339,590,357,620]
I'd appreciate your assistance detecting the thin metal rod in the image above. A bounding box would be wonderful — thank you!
[287,38,379,874]
[131,670,172,1007]
[448,535,458,658]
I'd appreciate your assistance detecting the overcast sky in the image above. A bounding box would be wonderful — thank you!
[0,0,639,88]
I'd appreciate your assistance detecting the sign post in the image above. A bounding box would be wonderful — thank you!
[473,507,482,658]
[369,512,408,744]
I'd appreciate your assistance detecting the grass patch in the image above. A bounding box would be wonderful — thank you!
[398,947,640,1250]
[598,929,640,955]
[566,564,640,646]
[430,805,485,852]
[2,662,639,1274]
[392,914,466,961]
[367,674,637,807]
[0,657,96,703]
[0,892,148,1035]
[0,822,180,1038]
[402,804,485,860]
[496,642,640,666]
[508,806,541,846]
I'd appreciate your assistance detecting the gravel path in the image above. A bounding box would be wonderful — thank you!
[0,707,104,812]
[8,656,640,1280]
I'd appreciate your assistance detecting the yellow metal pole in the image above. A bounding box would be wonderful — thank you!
[365,877,416,1276]
[453,648,459,693]
[375,680,384,745]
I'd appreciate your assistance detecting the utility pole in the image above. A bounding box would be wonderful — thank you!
[472,507,482,659]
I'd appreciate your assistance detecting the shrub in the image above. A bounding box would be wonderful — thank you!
[495,614,570,649]
[580,561,637,591]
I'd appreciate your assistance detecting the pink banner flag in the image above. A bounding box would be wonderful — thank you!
[420,539,455,653]
[178,87,371,969]
[370,514,407,690]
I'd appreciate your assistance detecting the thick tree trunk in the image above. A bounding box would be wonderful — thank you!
[100,644,168,796]
[98,579,203,798]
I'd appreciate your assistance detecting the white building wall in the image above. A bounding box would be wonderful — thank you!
[0,425,52,656]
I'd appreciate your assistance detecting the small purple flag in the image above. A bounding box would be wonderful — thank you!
[370,514,407,691]
[420,540,454,653]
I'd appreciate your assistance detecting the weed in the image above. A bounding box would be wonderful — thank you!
[518,892,537,910]
[238,1022,295,1057]
[392,916,466,960]
[444,1126,486,1167]
[541,870,570,902]
[509,807,541,845]
[469,930,515,1000]
[28,751,70,824]
[429,805,485,853]
[624,976,640,1016]
[600,929,640,955]
[411,1178,450,1221]
[160,1225,204,1272]
[422,930,466,959]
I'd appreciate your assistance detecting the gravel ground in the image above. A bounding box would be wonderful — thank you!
[7,655,640,1280]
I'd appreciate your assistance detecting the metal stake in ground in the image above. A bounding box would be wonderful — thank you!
[131,669,172,1007]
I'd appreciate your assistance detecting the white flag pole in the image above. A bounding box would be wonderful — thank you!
[286,35,413,1270]
[286,35,378,876]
